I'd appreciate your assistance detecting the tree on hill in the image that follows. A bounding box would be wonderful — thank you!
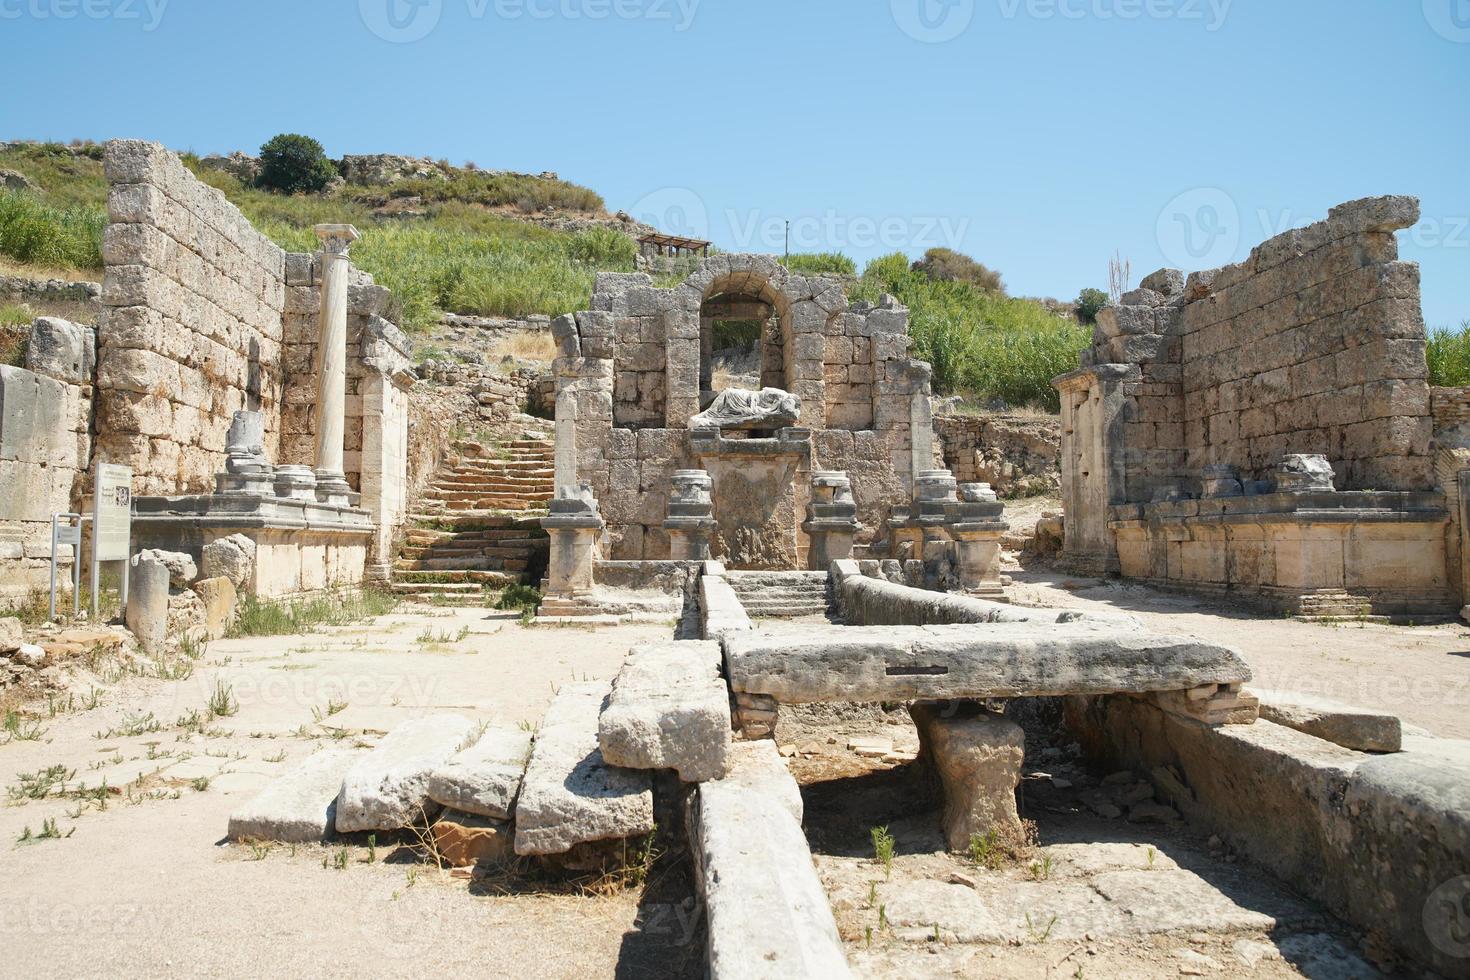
[911,247,1005,295]
[1075,287,1109,324]
[255,134,337,195]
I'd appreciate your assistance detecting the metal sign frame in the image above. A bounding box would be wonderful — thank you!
[91,462,133,622]
[49,513,82,622]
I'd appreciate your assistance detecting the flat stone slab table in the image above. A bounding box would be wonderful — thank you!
[722,623,1251,705]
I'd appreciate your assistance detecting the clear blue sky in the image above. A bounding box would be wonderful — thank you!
[4,0,1466,325]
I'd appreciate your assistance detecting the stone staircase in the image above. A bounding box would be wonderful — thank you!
[725,570,832,619]
[393,436,555,603]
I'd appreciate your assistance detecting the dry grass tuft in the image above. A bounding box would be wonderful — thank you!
[488,329,557,363]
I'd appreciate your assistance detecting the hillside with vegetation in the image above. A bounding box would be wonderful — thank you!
[7,137,1460,410]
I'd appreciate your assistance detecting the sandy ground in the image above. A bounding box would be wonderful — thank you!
[1007,566,1470,739]
[0,607,697,979]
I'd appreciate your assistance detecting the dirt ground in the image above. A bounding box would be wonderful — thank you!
[3,568,1465,978]
[0,608,699,979]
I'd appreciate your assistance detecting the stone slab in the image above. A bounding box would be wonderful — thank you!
[716,740,804,824]
[426,727,533,820]
[692,770,851,979]
[334,714,479,833]
[1256,689,1402,753]
[227,748,362,843]
[514,681,654,856]
[723,623,1251,704]
[598,640,731,783]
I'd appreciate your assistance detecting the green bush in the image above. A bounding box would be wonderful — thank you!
[911,247,1005,295]
[1429,322,1470,387]
[0,190,105,270]
[1076,288,1109,325]
[783,252,857,277]
[378,170,604,213]
[256,134,337,195]
[856,253,1086,411]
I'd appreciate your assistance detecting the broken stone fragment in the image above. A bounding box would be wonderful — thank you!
[514,681,653,857]
[335,714,480,833]
[911,702,1026,852]
[0,617,22,653]
[228,748,363,843]
[201,534,257,590]
[430,810,514,867]
[426,726,533,820]
[1256,690,1402,753]
[134,548,197,590]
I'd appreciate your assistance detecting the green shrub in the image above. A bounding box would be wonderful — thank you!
[0,190,105,270]
[256,134,337,195]
[911,247,1005,294]
[377,170,604,213]
[1075,288,1109,325]
[856,253,1086,411]
[1429,321,1470,387]
[783,252,857,277]
[494,583,542,613]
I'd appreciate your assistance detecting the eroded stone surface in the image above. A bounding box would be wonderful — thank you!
[514,681,653,856]
[430,810,514,867]
[228,748,362,843]
[598,639,730,782]
[724,623,1251,704]
[911,702,1025,852]
[426,727,533,820]
[335,714,479,833]
[1257,689,1402,753]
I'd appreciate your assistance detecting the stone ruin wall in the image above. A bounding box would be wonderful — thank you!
[934,413,1061,498]
[98,140,289,496]
[1083,195,1434,504]
[555,258,933,561]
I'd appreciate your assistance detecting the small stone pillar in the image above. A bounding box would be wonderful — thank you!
[124,556,170,656]
[803,471,861,571]
[665,470,717,561]
[215,410,274,496]
[910,701,1025,853]
[952,483,1009,597]
[312,224,360,506]
[541,484,604,595]
[273,465,318,502]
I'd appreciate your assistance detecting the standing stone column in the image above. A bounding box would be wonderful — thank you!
[542,484,604,595]
[803,471,861,570]
[665,470,717,560]
[313,224,360,506]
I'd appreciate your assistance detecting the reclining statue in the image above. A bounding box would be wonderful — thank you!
[690,387,801,431]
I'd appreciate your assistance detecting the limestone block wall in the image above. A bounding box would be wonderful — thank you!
[934,412,1061,497]
[0,337,93,606]
[97,140,287,495]
[1177,196,1431,491]
[555,257,934,562]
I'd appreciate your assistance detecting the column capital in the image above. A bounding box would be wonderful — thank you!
[314,224,361,255]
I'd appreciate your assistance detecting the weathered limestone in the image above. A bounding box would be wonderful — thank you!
[311,224,360,506]
[833,559,1110,627]
[1273,454,1336,494]
[716,740,804,823]
[124,556,169,655]
[541,484,604,597]
[1256,689,1402,753]
[598,640,731,782]
[664,469,717,560]
[334,714,479,833]
[699,564,755,639]
[911,702,1026,852]
[888,468,1009,595]
[426,727,534,820]
[803,471,860,570]
[200,533,256,589]
[690,740,852,979]
[228,748,363,843]
[134,548,196,589]
[192,576,237,641]
[1067,695,1470,978]
[514,681,654,857]
[723,622,1251,705]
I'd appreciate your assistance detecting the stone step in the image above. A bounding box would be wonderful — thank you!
[739,604,830,618]
[514,681,655,858]
[335,715,481,833]
[395,569,523,586]
[389,582,487,596]
[597,640,732,783]
[411,509,549,524]
[409,514,539,530]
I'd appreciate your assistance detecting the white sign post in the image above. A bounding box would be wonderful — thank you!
[92,463,133,622]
